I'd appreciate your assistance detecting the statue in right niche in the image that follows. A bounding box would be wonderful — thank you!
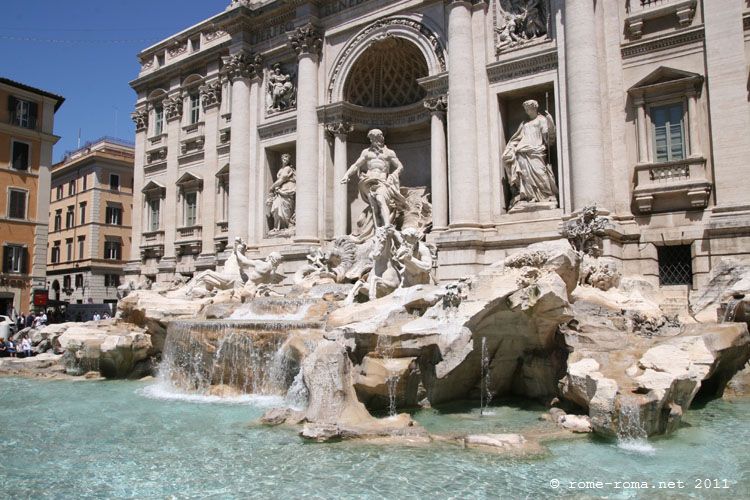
[267,153,296,233]
[502,99,558,210]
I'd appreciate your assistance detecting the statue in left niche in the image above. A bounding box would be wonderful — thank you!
[266,153,296,234]
[266,63,296,113]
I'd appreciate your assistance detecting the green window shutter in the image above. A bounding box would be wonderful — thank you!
[28,101,38,128]
[2,245,10,273]
[8,96,17,113]
[21,247,28,274]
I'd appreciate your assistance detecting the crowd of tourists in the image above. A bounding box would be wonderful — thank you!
[0,337,32,358]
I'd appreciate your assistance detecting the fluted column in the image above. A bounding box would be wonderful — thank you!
[198,80,221,263]
[161,94,182,265]
[128,108,147,272]
[326,122,353,236]
[446,0,479,227]
[223,50,262,245]
[425,96,448,230]
[289,24,323,243]
[565,0,606,210]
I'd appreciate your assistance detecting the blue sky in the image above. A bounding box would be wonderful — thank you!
[2,0,227,162]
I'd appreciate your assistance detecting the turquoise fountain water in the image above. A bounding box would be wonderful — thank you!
[1,377,747,498]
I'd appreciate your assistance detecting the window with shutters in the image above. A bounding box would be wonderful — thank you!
[7,189,27,219]
[56,185,63,200]
[78,236,85,260]
[53,210,62,232]
[82,174,87,191]
[65,206,74,228]
[651,103,685,163]
[104,274,120,287]
[8,97,37,129]
[65,238,73,262]
[10,141,29,171]
[110,174,120,191]
[104,240,122,260]
[51,242,61,264]
[184,191,198,226]
[75,274,83,288]
[147,198,160,231]
[68,180,76,196]
[106,206,122,225]
[63,275,71,291]
[2,245,26,274]
[79,202,86,225]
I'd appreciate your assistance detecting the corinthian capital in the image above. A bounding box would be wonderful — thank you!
[162,95,183,121]
[325,121,353,136]
[288,23,323,57]
[222,51,263,82]
[424,95,448,113]
[131,108,148,131]
[199,80,222,110]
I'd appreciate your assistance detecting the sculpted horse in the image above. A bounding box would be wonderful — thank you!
[345,225,401,303]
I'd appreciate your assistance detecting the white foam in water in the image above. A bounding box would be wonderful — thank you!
[138,380,285,407]
[229,303,312,321]
[617,438,656,455]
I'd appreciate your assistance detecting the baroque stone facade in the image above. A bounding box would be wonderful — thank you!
[127,0,750,300]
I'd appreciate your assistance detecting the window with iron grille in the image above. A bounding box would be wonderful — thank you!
[657,244,693,286]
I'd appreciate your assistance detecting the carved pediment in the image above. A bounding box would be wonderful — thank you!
[142,180,166,196]
[628,66,704,99]
[176,172,204,190]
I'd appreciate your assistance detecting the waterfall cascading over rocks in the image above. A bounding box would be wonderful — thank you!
[159,320,323,396]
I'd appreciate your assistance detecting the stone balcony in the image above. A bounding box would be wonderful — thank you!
[176,225,202,243]
[140,230,165,258]
[625,0,697,39]
[632,156,711,213]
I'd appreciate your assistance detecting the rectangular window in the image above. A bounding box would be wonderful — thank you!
[148,199,160,231]
[104,274,120,287]
[51,243,60,264]
[189,94,200,124]
[154,107,164,136]
[11,141,30,171]
[657,244,693,286]
[104,240,122,260]
[8,189,27,219]
[78,236,85,260]
[54,210,62,232]
[9,97,36,129]
[66,206,74,228]
[2,245,26,273]
[56,185,64,200]
[184,192,197,226]
[65,238,73,262]
[652,103,685,163]
[82,174,87,191]
[106,206,122,225]
[63,275,71,290]
[75,274,83,288]
[110,174,120,191]
[68,180,76,196]
[79,203,86,225]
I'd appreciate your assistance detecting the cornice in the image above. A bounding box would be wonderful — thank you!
[621,26,704,60]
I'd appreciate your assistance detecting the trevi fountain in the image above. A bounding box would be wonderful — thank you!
[3,0,750,498]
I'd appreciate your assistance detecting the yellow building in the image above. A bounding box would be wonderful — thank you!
[0,77,63,316]
[47,138,134,306]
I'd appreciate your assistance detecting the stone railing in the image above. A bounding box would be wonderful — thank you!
[177,225,202,241]
[140,230,165,258]
[216,221,229,234]
[633,156,711,213]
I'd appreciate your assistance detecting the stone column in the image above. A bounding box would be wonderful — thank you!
[197,81,221,268]
[704,2,750,207]
[424,96,448,230]
[326,121,353,236]
[224,50,262,245]
[127,108,148,275]
[289,24,323,243]
[635,99,649,163]
[446,0,479,227]
[565,0,606,210]
[160,94,183,271]
[686,91,701,158]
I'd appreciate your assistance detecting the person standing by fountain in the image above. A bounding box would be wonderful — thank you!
[339,129,408,241]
